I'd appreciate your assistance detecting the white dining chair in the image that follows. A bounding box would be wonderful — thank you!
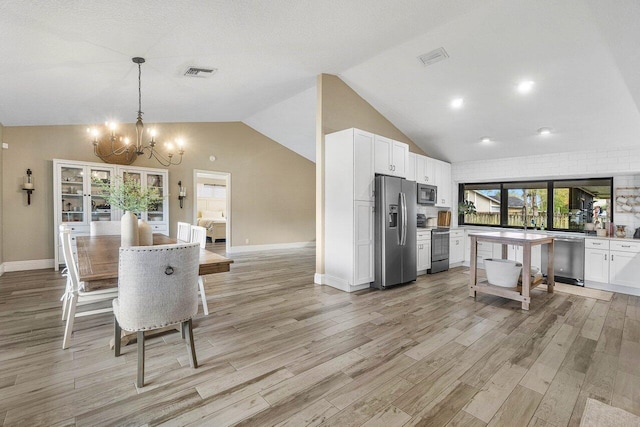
[113,243,200,387]
[59,227,118,349]
[177,221,191,242]
[189,225,209,315]
[90,221,121,236]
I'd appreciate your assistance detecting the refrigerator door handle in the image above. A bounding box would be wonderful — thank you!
[400,192,407,246]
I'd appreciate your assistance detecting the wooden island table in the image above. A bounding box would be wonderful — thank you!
[468,231,554,310]
[76,234,233,346]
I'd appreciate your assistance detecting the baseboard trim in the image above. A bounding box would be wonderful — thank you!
[585,280,640,297]
[227,241,315,254]
[3,259,55,272]
[323,275,371,293]
[0,262,4,276]
[314,273,325,285]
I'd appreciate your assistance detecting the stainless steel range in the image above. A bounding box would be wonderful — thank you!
[429,228,450,274]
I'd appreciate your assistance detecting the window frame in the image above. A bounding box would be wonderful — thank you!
[458,177,614,232]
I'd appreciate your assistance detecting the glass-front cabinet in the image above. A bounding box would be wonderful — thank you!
[56,163,117,226]
[117,167,168,227]
[54,159,169,270]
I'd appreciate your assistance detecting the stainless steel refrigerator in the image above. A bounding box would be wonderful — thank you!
[372,175,417,289]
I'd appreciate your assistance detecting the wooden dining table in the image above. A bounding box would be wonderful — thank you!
[76,234,233,347]
[76,234,233,290]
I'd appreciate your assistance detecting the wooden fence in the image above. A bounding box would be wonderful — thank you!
[464,213,569,228]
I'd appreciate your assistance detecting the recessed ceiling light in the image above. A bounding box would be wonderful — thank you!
[517,80,535,94]
[537,127,552,136]
[480,137,492,143]
[450,98,464,109]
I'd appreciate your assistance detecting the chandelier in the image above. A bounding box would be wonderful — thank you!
[89,57,185,166]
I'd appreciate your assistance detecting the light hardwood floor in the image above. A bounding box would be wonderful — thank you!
[1,244,639,426]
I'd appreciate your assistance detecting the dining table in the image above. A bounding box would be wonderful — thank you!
[76,233,233,346]
[76,234,233,291]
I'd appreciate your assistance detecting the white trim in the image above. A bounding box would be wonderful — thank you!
[193,169,231,254]
[227,241,315,254]
[314,273,325,285]
[3,259,55,272]
[323,274,370,293]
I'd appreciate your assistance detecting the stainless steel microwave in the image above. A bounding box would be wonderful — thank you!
[417,183,437,205]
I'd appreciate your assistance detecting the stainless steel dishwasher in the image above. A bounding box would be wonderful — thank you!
[541,235,585,286]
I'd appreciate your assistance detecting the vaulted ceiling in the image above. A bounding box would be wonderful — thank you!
[1,1,639,163]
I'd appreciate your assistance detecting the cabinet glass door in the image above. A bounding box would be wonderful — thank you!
[60,166,86,224]
[146,173,165,223]
[89,167,114,222]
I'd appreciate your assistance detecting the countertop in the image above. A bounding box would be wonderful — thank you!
[460,225,640,242]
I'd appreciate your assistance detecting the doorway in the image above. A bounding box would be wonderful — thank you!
[193,170,231,253]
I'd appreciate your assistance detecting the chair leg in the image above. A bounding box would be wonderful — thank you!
[198,276,209,315]
[62,294,77,350]
[61,293,69,321]
[114,317,122,357]
[184,319,198,369]
[137,331,145,388]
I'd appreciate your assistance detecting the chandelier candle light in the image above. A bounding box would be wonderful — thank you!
[89,57,185,166]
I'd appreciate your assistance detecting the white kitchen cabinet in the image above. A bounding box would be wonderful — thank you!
[507,244,542,269]
[374,135,408,178]
[415,155,436,185]
[406,153,416,182]
[325,128,375,291]
[417,231,432,273]
[584,248,609,283]
[434,160,452,208]
[449,229,465,265]
[609,240,640,289]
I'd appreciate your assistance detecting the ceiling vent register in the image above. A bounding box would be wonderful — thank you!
[418,47,449,67]
[184,67,217,78]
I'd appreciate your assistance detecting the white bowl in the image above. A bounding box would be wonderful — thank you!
[484,259,522,288]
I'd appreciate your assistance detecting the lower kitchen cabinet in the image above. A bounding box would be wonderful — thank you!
[417,231,431,273]
[584,239,640,289]
[449,229,464,265]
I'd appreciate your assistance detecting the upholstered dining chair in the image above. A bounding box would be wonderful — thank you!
[190,225,209,315]
[113,243,201,388]
[90,221,121,236]
[59,226,118,349]
[177,221,191,243]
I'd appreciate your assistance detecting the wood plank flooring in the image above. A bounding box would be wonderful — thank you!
[1,243,639,426]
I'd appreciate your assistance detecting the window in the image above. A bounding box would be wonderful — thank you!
[459,178,612,232]
[503,182,547,228]
[462,184,501,225]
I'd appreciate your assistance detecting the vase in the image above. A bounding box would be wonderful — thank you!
[138,219,153,246]
[121,211,139,247]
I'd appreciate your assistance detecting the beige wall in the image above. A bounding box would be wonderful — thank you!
[2,122,315,262]
[0,122,3,267]
[315,74,426,276]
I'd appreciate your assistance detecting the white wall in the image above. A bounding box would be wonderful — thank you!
[451,145,640,233]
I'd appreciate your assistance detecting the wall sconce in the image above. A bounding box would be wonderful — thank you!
[178,180,187,209]
[22,168,35,205]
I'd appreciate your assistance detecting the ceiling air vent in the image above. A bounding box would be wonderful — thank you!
[183,67,217,78]
[418,47,449,67]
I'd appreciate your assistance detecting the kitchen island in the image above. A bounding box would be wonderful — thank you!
[468,231,555,310]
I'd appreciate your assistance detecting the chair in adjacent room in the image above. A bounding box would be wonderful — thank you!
[177,221,191,242]
[59,227,118,349]
[190,225,209,315]
[113,243,201,387]
[90,221,122,236]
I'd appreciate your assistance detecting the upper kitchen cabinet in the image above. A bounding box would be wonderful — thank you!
[374,135,408,178]
[415,154,436,185]
[406,153,416,182]
[434,160,452,208]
